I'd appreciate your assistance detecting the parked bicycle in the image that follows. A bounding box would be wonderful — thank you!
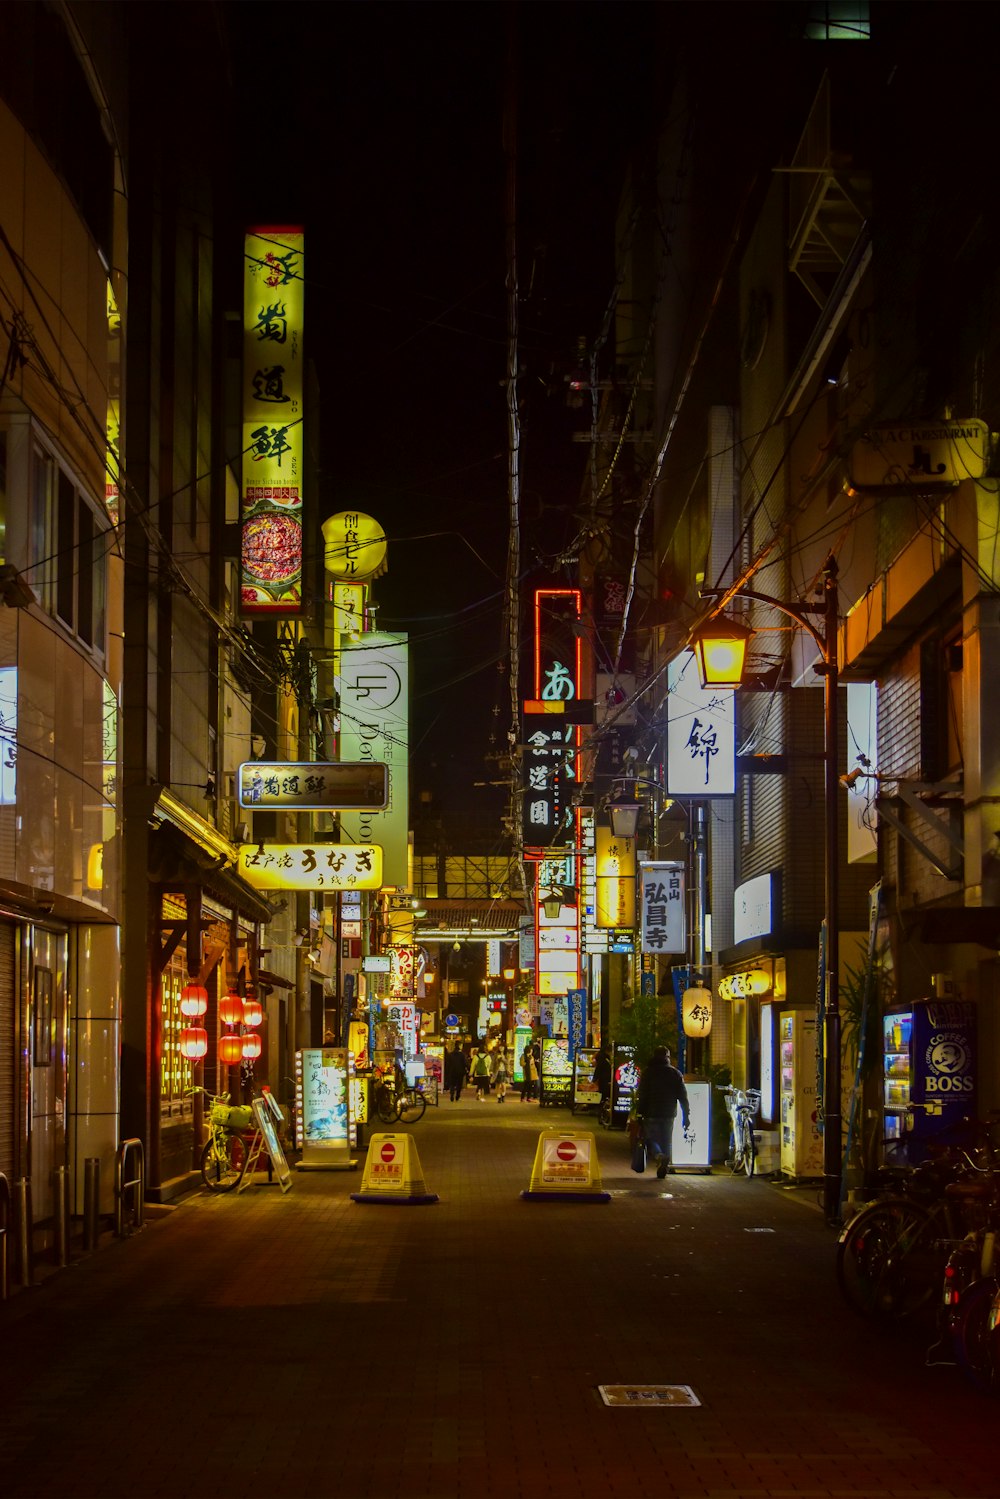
[373,1064,428,1125]
[718,1085,760,1177]
[836,1117,998,1327]
[191,1088,256,1192]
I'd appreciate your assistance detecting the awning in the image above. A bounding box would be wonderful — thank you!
[905,906,1000,950]
[258,967,295,991]
[415,897,527,943]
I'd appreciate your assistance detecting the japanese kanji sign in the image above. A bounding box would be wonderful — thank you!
[666,650,735,797]
[522,588,582,849]
[595,826,636,929]
[237,844,383,891]
[241,227,305,615]
[237,761,388,810]
[640,861,686,955]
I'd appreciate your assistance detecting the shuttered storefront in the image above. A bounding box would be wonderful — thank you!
[0,920,17,1180]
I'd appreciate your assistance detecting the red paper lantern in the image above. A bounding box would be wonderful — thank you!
[179,983,208,1019]
[218,1033,244,1066]
[219,991,244,1026]
[241,1032,262,1060]
[242,996,263,1028]
[178,1026,208,1060]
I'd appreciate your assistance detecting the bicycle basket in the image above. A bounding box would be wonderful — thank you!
[211,1102,253,1132]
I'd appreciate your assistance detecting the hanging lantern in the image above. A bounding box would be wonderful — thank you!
[219,991,244,1027]
[218,1033,244,1066]
[241,1032,262,1060]
[242,996,263,1028]
[178,1025,208,1060]
[681,982,713,1038]
[179,983,208,1019]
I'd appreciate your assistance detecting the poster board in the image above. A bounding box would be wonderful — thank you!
[243,1095,293,1193]
[296,1048,357,1170]
[572,1047,600,1109]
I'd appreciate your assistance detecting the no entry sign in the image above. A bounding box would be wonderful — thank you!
[380,1141,396,1163]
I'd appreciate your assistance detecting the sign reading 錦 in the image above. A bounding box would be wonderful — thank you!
[241,227,305,615]
[666,651,735,797]
[237,761,387,810]
[238,844,382,891]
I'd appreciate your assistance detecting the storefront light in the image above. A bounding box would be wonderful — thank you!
[178,1026,208,1060]
[180,983,208,1019]
[219,991,244,1026]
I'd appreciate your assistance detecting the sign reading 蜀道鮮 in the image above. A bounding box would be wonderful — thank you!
[237,761,387,810]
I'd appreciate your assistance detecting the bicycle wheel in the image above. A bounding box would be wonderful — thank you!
[200,1133,248,1192]
[397,1088,427,1124]
[743,1117,756,1178]
[953,1276,1000,1395]
[727,1122,745,1175]
[836,1197,937,1321]
[375,1085,398,1124]
[598,1097,611,1129]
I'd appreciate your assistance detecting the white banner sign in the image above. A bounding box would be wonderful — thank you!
[666,651,735,797]
[640,861,686,955]
[338,633,409,887]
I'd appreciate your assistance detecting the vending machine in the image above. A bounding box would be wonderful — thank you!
[886,1000,976,1163]
[778,1009,823,1179]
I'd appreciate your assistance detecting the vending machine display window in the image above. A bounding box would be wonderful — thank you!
[883,1011,912,1146]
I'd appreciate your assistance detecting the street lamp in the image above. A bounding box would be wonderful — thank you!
[690,554,843,1223]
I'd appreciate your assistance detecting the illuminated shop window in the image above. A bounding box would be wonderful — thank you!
[803,2,870,40]
[29,442,108,658]
[160,953,195,1114]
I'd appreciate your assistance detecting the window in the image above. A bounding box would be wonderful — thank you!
[801,3,870,40]
[920,628,963,779]
[29,444,108,656]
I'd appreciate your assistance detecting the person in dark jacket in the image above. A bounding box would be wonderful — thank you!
[636,1046,690,1179]
[444,1041,466,1102]
[591,1045,612,1110]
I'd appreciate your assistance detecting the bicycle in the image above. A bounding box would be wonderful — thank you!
[191,1088,256,1192]
[373,1066,428,1125]
[836,1127,995,1324]
[719,1085,760,1177]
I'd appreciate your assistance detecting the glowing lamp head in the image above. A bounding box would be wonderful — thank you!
[691,615,753,689]
[241,996,263,1028]
[681,982,713,1039]
[178,1026,208,1060]
[179,983,208,1019]
[218,1034,244,1066]
[219,991,244,1027]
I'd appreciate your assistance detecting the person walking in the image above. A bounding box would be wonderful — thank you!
[636,1045,690,1178]
[471,1044,492,1100]
[444,1040,466,1102]
[591,1044,612,1112]
[492,1049,509,1102]
[520,1039,537,1102]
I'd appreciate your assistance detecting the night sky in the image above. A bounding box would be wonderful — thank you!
[230,1,656,828]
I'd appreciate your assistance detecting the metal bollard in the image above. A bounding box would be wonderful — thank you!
[14,1177,33,1287]
[83,1157,101,1252]
[53,1165,69,1267]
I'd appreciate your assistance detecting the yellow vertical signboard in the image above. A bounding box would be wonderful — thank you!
[241,227,305,614]
[595,826,636,929]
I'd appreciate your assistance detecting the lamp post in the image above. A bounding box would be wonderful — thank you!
[690,555,842,1222]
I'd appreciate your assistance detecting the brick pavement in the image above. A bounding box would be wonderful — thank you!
[1,1093,996,1499]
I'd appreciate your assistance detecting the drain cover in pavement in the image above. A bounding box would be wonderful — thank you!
[598,1384,700,1408]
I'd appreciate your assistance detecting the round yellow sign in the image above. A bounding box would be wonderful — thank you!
[321,511,387,579]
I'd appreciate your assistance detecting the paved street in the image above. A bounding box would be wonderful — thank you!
[2,1097,995,1499]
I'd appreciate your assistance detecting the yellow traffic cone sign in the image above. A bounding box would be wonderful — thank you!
[350,1132,439,1205]
[521,1128,611,1202]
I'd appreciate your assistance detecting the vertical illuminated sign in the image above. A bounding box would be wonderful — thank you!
[0,667,16,805]
[595,826,636,929]
[241,227,305,614]
[639,861,685,954]
[522,589,582,848]
[338,633,409,888]
[666,650,736,796]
